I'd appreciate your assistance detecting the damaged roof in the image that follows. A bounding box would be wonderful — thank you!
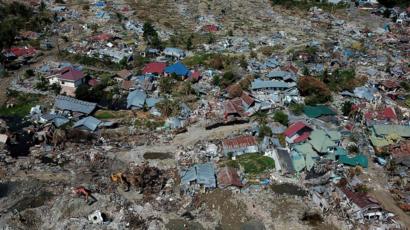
[54,96,97,115]
[222,136,258,152]
[217,167,242,188]
[180,163,216,188]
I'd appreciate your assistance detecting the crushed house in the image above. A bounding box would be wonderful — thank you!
[54,96,97,117]
[217,167,243,188]
[180,163,216,192]
[222,136,259,157]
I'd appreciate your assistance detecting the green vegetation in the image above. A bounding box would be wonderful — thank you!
[259,124,273,139]
[342,101,353,116]
[223,153,275,174]
[156,98,179,117]
[0,2,52,51]
[143,22,161,48]
[325,69,362,92]
[297,76,332,105]
[378,0,409,8]
[273,111,289,126]
[0,91,40,118]
[289,103,304,115]
[271,0,348,12]
[135,118,164,131]
[94,111,117,119]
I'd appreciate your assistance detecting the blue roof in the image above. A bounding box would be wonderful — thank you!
[146,98,160,108]
[95,1,105,7]
[73,116,102,132]
[180,163,216,188]
[354,86,377,101]
[165,62,189,76]
[127,90,147,109]
[54,96,97,115]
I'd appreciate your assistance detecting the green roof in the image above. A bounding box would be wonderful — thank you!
[294,143,319,158]
[308,130,337,153]
[291,151,305,172]
[304,105,336,118]
[327,130,342,141]
[372,125,410,138]
[338,154,368,168]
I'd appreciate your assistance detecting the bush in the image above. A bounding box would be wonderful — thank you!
[289,103,304,115]
[342,101,353,116]
[297,76,332,105]
[259,124,272,138]
[273,111,288,126]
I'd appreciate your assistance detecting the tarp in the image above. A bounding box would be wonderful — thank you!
[338,154,368,168]
[304,105,336,118]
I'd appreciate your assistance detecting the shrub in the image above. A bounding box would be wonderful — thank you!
[273,111,288,126]
[289,103,304,115]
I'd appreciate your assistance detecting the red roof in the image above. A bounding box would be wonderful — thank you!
[203,24,218,32]
[88,79,99,87]
[283,122,308,137]
[241,92,254,107]
[217,167,242,188]
[142,62,166,75]
[8,47,37,57]
[60,67,85,81]
[383,107,396,120]
[389,140,410,158]
[293,131,311,143]
[222,136,258,151]
[365,107,397,121]
[340,187,376,209]
[189,70,201,81]
[90,33,113,42]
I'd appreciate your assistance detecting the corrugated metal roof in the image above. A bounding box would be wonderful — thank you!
[217,167,242,188]
[222,136,258,152]
[54,96,97,115]
[251,79,295,90]
[73,116,102,132]
[127,90,147,109]
[304,105,336,118]
[283,121,309,137]
[308,130,336,153]
[165,62,189,76]
[180,163,216,188]
[372,125,410,137]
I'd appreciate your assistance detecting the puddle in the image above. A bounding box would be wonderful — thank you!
[9,191,54,212]
[0,182,17,198]
[270,183,307,197]
[7,132,35,158]
[166,219,205,230]
[143,152,173,160]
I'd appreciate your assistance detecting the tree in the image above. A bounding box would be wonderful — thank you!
[156,98,178,117]
[143,22,161,48]
[273,111,288,126]
[227,84,243,98]
[50,83,61,94]
[186,35,193,50]
[259,124,272,138]
[207,33,215,44]
[289,103,304,115]
[212,75,221,86]
[35,76,49,91]
[39,1,46,12]
[75,85,92,101]
[209,55,224,70]
[158,77,175,94]
[342,101,353,116]
[297,76,332,105]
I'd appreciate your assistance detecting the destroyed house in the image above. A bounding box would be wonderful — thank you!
[163,47,185,59]
[180,163,216,189]
[217,167,242,188]
[266,71,297,82]
[224,93,254,118]
[73,116,102,132]
[222,136,259,156]
[251,79,296,91]
[338,187,380,219]
[115,69,133,81]
[303,105,336,118]
[54,96,97,116]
